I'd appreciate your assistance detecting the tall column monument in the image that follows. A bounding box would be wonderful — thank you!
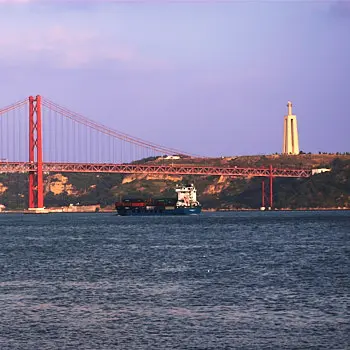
[282,101,299,155]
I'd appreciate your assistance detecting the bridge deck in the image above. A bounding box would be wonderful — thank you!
[0,162,312,178]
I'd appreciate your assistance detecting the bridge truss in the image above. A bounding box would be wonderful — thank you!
[0,161,311,178]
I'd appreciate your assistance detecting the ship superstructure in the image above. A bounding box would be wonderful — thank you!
[175,183,200,208]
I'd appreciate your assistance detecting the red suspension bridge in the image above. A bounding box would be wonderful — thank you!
[0,95,312,211]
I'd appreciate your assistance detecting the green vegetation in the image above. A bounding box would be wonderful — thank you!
[0,155,349,210]
[274,158,350,209]
[0,173,28,209]
[199,158,350,209]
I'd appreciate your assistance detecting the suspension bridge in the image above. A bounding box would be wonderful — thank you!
[0,95,312,211]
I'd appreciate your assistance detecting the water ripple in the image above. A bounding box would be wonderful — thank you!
[0,211,349,349]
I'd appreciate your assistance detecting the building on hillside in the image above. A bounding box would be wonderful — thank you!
[282,101,300,155]
[312,168,331,175]
[164,155,181,160]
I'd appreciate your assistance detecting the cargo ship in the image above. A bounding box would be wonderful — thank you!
[115,184,202,216]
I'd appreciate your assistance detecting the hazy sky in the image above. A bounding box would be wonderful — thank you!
[0,0,349,156]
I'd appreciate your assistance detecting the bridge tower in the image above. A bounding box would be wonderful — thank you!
[28,95,44,210]
[282,101,300,155]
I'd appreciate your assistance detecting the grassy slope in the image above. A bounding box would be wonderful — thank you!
[0,154,349,209]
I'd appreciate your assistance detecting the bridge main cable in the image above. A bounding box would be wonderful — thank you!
[41,97,198,157]
[0,99,27,116]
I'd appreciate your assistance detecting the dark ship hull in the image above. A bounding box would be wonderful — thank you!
[115,198,201,216]
[115,205,202,216]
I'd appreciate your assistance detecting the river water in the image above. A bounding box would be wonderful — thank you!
[0,211,349,349]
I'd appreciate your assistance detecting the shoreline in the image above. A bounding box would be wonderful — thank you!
[204,207,350,212]
[0,207,349,214]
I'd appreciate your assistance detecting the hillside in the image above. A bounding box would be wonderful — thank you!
[0,154,349,210]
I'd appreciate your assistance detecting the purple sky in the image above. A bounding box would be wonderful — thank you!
[0,0,349,156]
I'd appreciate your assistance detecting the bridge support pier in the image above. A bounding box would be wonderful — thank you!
[28,95,44,210]
[261,165,274,210]
[269,164,274,209]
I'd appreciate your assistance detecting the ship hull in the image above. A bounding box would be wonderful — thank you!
[116,206,202,216]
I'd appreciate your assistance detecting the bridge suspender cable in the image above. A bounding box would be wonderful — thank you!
[41,97,198,157]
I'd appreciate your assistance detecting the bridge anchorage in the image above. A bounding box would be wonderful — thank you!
[0,95,312,212]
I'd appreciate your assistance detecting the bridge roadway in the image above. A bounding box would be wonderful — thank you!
[0,162,312,178]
